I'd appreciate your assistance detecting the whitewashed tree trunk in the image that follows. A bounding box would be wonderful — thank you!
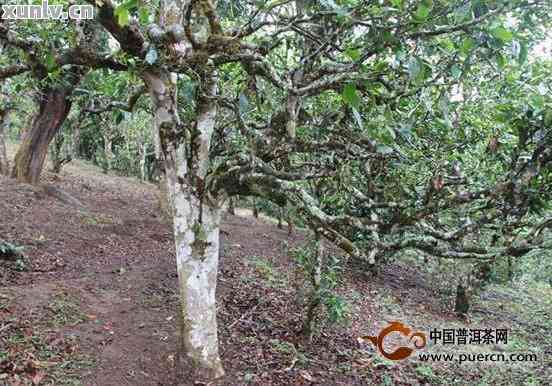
[171,189,223,379]
[143,67,224,380]
[72,122,81,158]
[103,129,114,172]
[139,141,147,181]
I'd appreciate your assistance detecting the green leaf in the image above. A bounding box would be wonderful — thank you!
[374,60,388,73]
[45,53,56,71]
[138,7,150,24]
[530,95,544,111]
[544,110,552,127]
[112,0,138,26]
[414,3,431,21]
[440,38,455,52]
[182,81,195,100]
[414,0,432,22]
[145,47,158,65]
[115,5,130,27]
[342,83,361,108]
[460,37,475,55]
[386,125,396,140]
[114,111,124,125]
[451,64,462,79]
[491,26,513,43]
[345,47,361,61]
[495,53,506,70]
[382,30,395,43]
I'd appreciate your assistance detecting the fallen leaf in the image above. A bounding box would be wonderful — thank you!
[299,370,313,382]
[31,370,46,385]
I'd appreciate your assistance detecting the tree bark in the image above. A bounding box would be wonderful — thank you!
[454,283,470,314]
[143,67,224,381]
[150,82,173,220]
[252,197,259,218]
[102,127,114,173]
[158,174,172,222]
[507,256,514,281]
[72,122,81,158]
[139,141,147,181]
[287,211,294,236]
[49,132,71,174]
[227,197,235,215]
[10,15,94,184]
[71,108,87,158]
[12,85,73,183]
[0,107,10,176]
[303,231,324,341]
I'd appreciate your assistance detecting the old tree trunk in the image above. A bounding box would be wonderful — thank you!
[143,68,224,380]
[0,106,10,175]
[10,14,96,184]
[12,85,74,183]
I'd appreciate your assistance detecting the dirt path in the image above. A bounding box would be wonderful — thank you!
[1,162,324,385]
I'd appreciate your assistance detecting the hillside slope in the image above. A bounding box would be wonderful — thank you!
[1,155,550,385]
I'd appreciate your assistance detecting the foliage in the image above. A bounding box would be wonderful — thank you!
[293,243,349,327]
[0,240,27,271]
[0,240,24,260]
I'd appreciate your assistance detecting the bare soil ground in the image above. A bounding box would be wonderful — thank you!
[1,147,551,385]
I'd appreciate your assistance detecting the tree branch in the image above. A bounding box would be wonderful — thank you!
[0,63,29,80]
